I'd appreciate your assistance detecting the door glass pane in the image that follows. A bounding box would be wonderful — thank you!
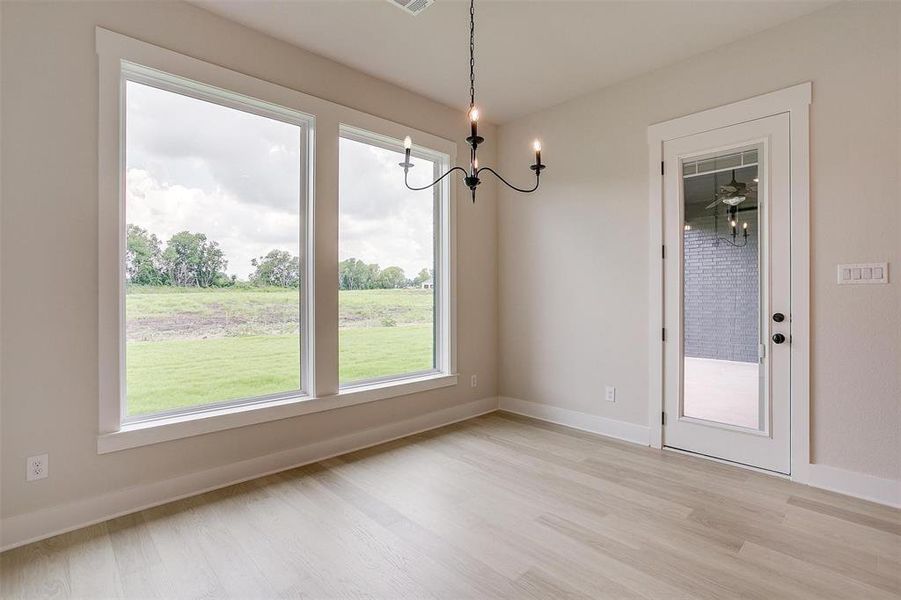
[681,148,762,429]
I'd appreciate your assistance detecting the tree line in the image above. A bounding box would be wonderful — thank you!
[127,224,430,290]
[126,225,299,288]
[338,258,432,291]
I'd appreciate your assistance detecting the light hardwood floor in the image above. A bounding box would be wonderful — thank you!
[2,412,899,599]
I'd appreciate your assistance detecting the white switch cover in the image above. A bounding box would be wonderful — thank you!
[605,386,616,402]
[837,263,888,285]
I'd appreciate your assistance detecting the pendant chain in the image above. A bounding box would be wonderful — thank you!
[469,0,475,110]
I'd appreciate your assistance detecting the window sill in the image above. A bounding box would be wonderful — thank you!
[97,373,458,454]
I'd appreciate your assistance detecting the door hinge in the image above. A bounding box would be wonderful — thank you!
[662,327,666,342]
[661,161,665,176]
[662,245,666,259]
[662,411,666,425]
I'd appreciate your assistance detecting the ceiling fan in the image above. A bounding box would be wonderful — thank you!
[695,169,758,248]
[704,169,757,210]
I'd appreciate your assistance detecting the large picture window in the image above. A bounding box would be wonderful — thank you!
[338,129,449,386]
[122,66,311,419]
[98,30,456,451]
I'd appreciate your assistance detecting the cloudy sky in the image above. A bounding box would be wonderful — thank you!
[126,80,435,280]
[339,138,434,277]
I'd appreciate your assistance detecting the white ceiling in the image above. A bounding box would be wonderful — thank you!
[195,0,833,123]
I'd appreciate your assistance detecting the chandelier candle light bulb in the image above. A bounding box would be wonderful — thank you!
[399,135,415,172]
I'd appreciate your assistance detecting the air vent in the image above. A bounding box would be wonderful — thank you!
[388,0,434,16]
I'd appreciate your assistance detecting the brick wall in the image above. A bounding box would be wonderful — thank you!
[683,212,759,363]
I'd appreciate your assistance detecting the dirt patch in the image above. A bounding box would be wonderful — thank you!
[127,306,300,342]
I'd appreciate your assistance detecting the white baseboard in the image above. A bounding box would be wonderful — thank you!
[498,397,901,508]
[498,396,650,446]
[0,397,499,552]
[807,464,901,508]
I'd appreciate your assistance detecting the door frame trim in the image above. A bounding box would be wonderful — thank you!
[646,82,811,483]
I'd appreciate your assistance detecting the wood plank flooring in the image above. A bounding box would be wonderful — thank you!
[2,412,899,599]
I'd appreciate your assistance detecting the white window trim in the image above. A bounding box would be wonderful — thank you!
[97,374,459,453]
[97,28,458,454]
[337,125,454,388]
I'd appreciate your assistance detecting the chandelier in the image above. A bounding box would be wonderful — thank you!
[399,0,545,202]
[707,170,754,248]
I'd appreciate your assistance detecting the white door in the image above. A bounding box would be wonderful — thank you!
[663,113,791,474]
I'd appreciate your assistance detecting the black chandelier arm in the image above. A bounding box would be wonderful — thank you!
[476,166,541,193]
[715,235,749,248]
[404,166,469,191]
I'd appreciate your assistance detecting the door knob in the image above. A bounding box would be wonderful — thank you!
[772,333,786,344]
[773,313,785,322]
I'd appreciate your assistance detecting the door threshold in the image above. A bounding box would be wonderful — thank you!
[663,445,790,479]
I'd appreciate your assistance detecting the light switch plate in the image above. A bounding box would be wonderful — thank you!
[837,263,888,285]
[605,385,616,402]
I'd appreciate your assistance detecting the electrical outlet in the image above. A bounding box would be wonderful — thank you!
[26,454,48,481]
[605,386,616,403]
[470,374,478,388]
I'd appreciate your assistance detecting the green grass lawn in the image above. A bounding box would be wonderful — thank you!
[125,286,434,416]
[127,285,432,321]
[338,288,434,327]
[338,324,433,383]
[126,335,301,416]
[125,285,302,316]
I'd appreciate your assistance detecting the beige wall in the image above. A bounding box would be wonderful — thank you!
[0,0,497,524]
[497,1,900,481]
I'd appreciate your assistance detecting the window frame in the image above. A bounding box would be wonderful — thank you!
[96,28,458,453]
[119,63,315,425]
[337,125,453,389]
